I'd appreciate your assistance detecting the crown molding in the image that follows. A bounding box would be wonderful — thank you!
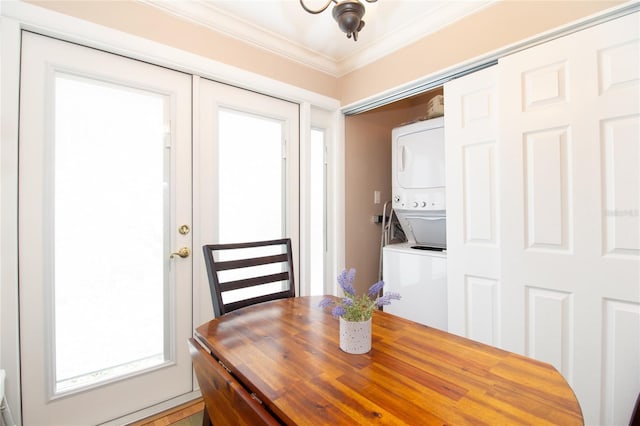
[140,0,494,78]
[337,1,494,76]
[140,0,340,76]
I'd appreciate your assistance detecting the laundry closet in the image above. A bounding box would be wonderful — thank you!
[345,11,639,426]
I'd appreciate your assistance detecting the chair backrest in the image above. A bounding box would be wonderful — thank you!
[631,392,640,426]
[188,338,279,426]
[202,238,295,317]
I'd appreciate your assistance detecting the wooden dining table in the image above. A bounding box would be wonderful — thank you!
[194,296,583,425]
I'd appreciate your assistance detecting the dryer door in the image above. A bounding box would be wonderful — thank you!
[395,125,445,189]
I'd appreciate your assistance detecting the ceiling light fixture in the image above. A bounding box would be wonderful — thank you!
[300,0,378,42]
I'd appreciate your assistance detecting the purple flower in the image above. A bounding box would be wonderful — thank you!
[332,305,346,318]
[337,268,356,296]
[367,280,384,298]
[318,298,334,308]
[376,292,402,307]
[325,268,401,321]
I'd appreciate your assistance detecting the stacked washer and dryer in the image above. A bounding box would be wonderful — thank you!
[382,117,448,331]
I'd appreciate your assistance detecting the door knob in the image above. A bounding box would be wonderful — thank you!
[170,247,191,259]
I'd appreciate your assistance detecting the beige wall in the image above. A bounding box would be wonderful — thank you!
[27,0,339,99]
[30,1,624,107]
[339,0,624,105]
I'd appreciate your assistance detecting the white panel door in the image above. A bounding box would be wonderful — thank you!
[499,12,640,425]
[19,32,193,424]
[444,66,501,345]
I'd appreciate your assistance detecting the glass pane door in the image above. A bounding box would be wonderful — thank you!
[195,77,299,322]
[53,74,169,393]
[19,32,193,425]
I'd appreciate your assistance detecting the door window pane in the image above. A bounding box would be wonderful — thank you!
[218,109,284,242]
[54,74,169,393]
[217,109,286,301]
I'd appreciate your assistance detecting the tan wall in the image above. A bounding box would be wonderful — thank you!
[340,0,624,105]
[27,0,339,99]
[344,90,440,294]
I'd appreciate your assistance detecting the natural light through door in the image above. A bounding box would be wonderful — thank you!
[19,32,193,425]
[196,77,299,322]
[54,74,169,393]
[217,109,287,302]
[218,109,284,243]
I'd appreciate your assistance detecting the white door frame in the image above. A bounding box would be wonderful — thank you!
[0,2,342,424]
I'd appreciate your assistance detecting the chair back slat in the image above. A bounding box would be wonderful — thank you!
[202,238,295,317]
[214,253,289,272]
[223,291,294,314]
[219,272,291,292]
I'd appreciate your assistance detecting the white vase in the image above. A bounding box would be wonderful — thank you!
[339,317,372,354]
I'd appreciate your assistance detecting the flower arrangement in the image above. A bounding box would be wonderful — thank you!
[319,268,401,322]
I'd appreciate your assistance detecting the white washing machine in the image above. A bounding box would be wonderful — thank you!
[382,242,447,331]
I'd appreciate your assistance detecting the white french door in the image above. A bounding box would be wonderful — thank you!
[194,77,299,322]
[19,32,193,424]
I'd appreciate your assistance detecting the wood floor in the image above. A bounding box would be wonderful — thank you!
[130,398,204,426]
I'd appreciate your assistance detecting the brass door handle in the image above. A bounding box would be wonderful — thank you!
[170,247,191,259]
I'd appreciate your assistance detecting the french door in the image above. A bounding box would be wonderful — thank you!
[19,32,193,424]
[194,77,299,322]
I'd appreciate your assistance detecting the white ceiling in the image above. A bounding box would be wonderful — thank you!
[143,0,494,77]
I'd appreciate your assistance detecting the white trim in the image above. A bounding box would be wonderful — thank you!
[338,0,494,77]
[140,0,496,78]
[330,110,346,296]
[0,14,23,426]
[139,0,338,77]
[299,102,312,297]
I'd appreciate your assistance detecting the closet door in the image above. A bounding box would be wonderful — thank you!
[499,12,639,425]
[444,66,501,345]
[19,32,193,424]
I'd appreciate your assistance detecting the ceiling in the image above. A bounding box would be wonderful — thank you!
[143,0,494,77]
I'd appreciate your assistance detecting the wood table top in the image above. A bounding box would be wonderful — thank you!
[195,296,583,425]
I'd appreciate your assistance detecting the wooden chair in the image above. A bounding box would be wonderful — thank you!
[202,238,295,317]
[188,338,279,426]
